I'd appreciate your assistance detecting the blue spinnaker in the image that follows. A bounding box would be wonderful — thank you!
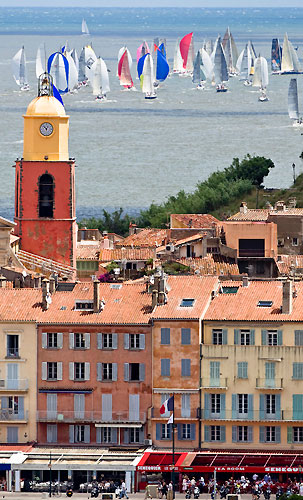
[156,49,169,82]
[159,42,166,59]
[47,51,69,94]
[137,53,148,79]
[53,84,64,107]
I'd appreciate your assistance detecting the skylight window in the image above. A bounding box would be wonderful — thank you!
[110,284,122,289]
[222,286,239,294]
[180,298,195,307]
[257,300,273,307]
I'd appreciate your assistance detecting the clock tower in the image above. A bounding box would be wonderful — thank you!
[14,74,76,271]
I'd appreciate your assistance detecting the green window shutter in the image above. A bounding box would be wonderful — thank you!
[204,393,210,419]
[275,426,281,443]
[247,426,253,442]
[287,426,293,444]
[250,329,255,345]
[277,330,283,346]
[261,330,267,345]
[232,426,237,442]
[259,394,265,420]
[222,329,228,345]
[293,394,303,420]
[293,363,303,380]
[220,394,226,419]
[220,426,226,442]
[259,426,265,443]
[234,329,239,345]
[204,425,210,442]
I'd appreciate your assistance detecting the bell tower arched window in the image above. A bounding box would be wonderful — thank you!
[39,174,54,218]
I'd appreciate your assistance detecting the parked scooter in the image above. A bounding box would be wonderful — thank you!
[194,486,200,499]
[91,484,99,498]
[66,488,73,498]
[185,488,192,499]
[264,488,271,500]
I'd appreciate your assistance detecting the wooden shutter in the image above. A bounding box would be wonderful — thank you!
[129,394,140,421]
[222,329,228,345]
[57,362,63,381]
[124,334,129,349]
[247,426,253,442]
[220,426,226,442]
[124,363,129,381]
[41,362,47,381]
[250,329,255,345]
[293,394,303,420]
[111,427,118,444]
[85,333,90,349]
[181,394,191,418]
[181,328,191,345]
[139,334,145,350]
[42,332,47,348]
[277,330,283,345]
[96,427,101,444]
[204,425,210,442]
[139,364,145,382]
[287,426,293,444]
[18,397,24,420]
[57,332,63,348]
[84,425,90,444]
[276,394,281,419]
[102,394,112,421]
[97,333,102,349]
[248,394,254,420]
[69,332,74,349]
[124,428,129,444]
[234,329,239,345]
[181,359,191,377]
[156,423,161,440]
[261,330,267,345]
[259,394,265,420]
[190,424,196,440]
[74,394,85,419]
[232,426,237,442]
[259,426,265,443]
[84,362,90,381]
[69,362,74,381]
[112,333,118,349]
[112,363,118,381]
[161,359,170,377]
[220,394,226,419]
[161,328,170,345]
[97,363,102,381]
[275,426,281,443]
[204,393,210,419]
[232,394,237,419]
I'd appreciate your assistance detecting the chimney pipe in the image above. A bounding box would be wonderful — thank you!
[93,280,100,313]
[242,275,249,287]
[42,278,50,311]
[49,277,56,294]
[282,280,293,314]
[152,290,158,309]
[239,202,247,214]
[0,275,7,289]
[34,276,42,288]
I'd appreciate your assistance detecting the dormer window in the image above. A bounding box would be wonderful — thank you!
[75,300,94,311]
[39,173,54,218]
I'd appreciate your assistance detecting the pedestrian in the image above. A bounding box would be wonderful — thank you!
[119,481,129,499]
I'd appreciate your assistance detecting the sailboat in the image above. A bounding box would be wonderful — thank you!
[222,27,238,75]
[138,53,156,99]
[91,57,110,100]
[288,79,303,127]
[137,41,150,64]
[65,51,79,93]
[154,44,169,85]
[173,39,183,74]
[78,45,97,85]
[252,55,269,102]
[271,38,282,74]
[12,46,29,91]
[179,32,194,75]
[36,43,46,79]
[236,43,252,85]
[82,19,90,36]
[192,50,206,88]
[213,37,228,92]
[281,33,302,74]
[200,48,213,82]
[118,47,134,89]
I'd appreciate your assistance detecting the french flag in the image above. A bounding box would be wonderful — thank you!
[160,395,174,415]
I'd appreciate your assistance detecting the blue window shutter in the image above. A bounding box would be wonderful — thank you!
[139,334,145,350]
[248,394,254,420]
[259,426,265,443]
[112,363,118,382]
[139,363,145,382]
[204,393,210,419]
[161,359,170,377]
[232,394,237,419]
[1,397,8,409]
[234,329,239,345]
[156,423,161,440]
[259,394,265,420]
[181,359,191,377]
[96,427,101,444]
[220,394,226,419]
[243,362,248,378]
[295,331,303,346]
[167,424,172,439]
[250,330,255,345]
[124,363,129,381]
[204,425,210,442]
[177,424,182,440]
[276,426,281,443]
[248,426,253,442]
[220,426,226,442]
[293,394,303,420]
[112,427,117,444]
[287,427,293,444]
[112,333,118,349]
[97,363,102,381]
[18,397,24,419]
[261,330,267,345]
[222,329,228,345]
[181,328,191,345]
[69,425,74,444]
[84,425,90,444]
[232,426,237,442]
[277,330,283,346]
[190,424,196,440]
[124,334,129,350]
[124,428,129,444]
[97,333,102,349]
[276,394,281,420]
[161,328,170,345]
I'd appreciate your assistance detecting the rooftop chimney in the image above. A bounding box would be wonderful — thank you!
[34,276,42,288]
[0,275,7,289]
[42,278,50,311]
[282,280,293,314]
[242,275,249,287]
[103,232,110,250]
[152,290,158,309]
[239,202,248,214]
[93,280,100,313]
[49,277,56,294]
[275,200,286,212]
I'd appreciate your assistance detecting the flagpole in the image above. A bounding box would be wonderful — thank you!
[172,398,175,499]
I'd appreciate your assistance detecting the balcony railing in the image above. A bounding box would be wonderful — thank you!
[0,379,28,391]
[151,407,193,419]
[0,410,28,422]
[202,409,283,421]
[37,410,146,423]
[6,348,20,358]
[256,378,283,389]
[238,249,265,257]
[201,378,228,389]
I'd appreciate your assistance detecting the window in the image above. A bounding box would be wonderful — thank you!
[238,394,248,414]
[212,329,223,345]
[211,394,221,415]
[39,173,54,218]
[161,424,171,440]
[266,394,276,415]
[258,301,273,307]
[262,330,282,346]
[180,299,195,307]
[74,363,85,381]
[267,331,278,346]
[211,426,222,441]
[47,362,58,381]
[237,362,248,379]
[182,423,191,439]
[47,424,57,443]
[266,426,276,442]
[124,363,145,382]
[75,425,85,443]
[74,333,86,349]
[238,426,248,441]
[222,286,239,294]
[8,396,19,415]
[232,426,253,442]
[181,359,191,377]
[47,333,58,348]
[7,335,19,358]
[102,427,112,443]
[293,363,303,380]
[240,330,251,345]
[103,333,113,349]
[98,333,118,350]
[129,428,140,443]
[295,331,303,346]
[129,334,140,349]
[129,363,140,381]
[181,328,191,345]
[102,363,113,381]
[293,427,303,443]
[292,237,298,246]
[161,328,170,345]
[75,301,94,310]
[260,426,280,443]
[181,394,191,418]
[70,424,90,444]
[161,359,170,377]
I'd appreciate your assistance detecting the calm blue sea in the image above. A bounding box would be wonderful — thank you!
[0,7,303,220]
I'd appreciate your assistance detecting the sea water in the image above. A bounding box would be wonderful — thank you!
[1,7,303,220]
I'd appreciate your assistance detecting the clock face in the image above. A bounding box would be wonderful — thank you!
[40,122,54,137]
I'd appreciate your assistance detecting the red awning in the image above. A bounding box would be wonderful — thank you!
[137,451,303,474]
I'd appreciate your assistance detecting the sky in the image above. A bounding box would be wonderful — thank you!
[0,0,303,6]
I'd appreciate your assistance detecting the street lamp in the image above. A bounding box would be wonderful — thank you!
[48,451,52,497]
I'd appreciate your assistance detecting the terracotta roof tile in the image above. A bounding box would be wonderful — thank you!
[171,214,220,227]
[99,248,154,262]
[117,229,168,248]
[276,255,303,275]
[228,210,269,221]
[176,255,239,276]
[205,280,303,322]
[76,244,100,260]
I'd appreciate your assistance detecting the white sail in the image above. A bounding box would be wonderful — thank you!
[82,19,90,35]
[186,36,195,73]
[173,39,183,73]
[260,56,269,88]
[142,54,155,94]
[66,51,78,90]
[36,43,46,79]
[201,48,213,80]
[49,52,68,93]
[288,78,299,120]
[69,48,79,73]
[92,57,110,96]
[222,27,238,74]
[79,45,97,82]
[12,46,28,87]
[214,37,228,84]
[289,42,301,73]
[252,56,262,87]
[281,33,301,73]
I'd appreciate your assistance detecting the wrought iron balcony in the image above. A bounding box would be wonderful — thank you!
[0,379,28,391]
[6,348,20,358]
[255,378,283,389]
[0,409,28,422]
[37,410,146,423]
[201,378,228,389]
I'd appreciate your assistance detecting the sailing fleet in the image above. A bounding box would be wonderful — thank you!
[10,19,303,119]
